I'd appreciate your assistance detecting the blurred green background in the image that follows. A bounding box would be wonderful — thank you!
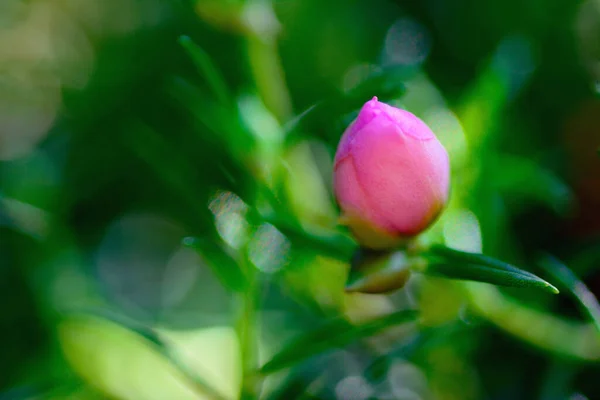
[2,0,600,399]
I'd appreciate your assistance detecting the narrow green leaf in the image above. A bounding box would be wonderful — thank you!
[71,308,163,346]
[121,120,214,226]
[166,77,256,163]
[259,310,417,374]
[66,310,229,400]
[426,245,558,294]
[425,262,557,293]
[538,253,600,334]
[178,35,230,104]
[261,213,355,262]
[182,236,248,292]
[122,122,248,293]
[429,245,541,279]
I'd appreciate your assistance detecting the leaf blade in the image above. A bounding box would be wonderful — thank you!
[182,236,248,292]
[425,262,557,293]
[538,253,600,334]
[259,309,417,374]
[426,245,558,294]
[63,310,229,400]
[179,35,230,104]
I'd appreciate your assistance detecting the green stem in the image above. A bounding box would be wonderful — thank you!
[236,262,261,399]
[245,15,292,123]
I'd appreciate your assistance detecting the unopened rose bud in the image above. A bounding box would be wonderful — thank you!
[333,97,450,249]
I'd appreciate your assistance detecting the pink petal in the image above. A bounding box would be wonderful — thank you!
[350,111,449,234]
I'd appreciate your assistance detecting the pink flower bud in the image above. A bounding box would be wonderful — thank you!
[333,97,450,249]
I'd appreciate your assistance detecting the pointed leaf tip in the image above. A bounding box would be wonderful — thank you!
[545,282,560,294]
[425,245,559,294]
[178,35,230,104]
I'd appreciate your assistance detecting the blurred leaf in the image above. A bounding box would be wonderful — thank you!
[426,245,559,294]
[159,327,242,400]
[259,309,417,374]
[537,359,579,400]
[457,65,509,148]
[261,212,354,262]
[464,284,600,361]
[0,385,50,400]
[182,236,248,292]
[194,0,247,34]
[0,192,49,240]
[362,325,454,384]
[121,120,215,223]
[265,374,326,400]
[538,254,600,334]
[178,35,230,104]
[246,34,293,122]
[60,312,231,400]
[166,77,256,166]
[493,155,574,215]
[265,379,309,400]
[279,141,338,228]
[0,384,105,400]
[285,67,407,141]
[567,242,600,278]
[121,120,252,296]
[340,66,407,109]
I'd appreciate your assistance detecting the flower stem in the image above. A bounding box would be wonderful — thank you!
[246,35,292,123]
[236,260,261,399]
[244,3,292,123]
